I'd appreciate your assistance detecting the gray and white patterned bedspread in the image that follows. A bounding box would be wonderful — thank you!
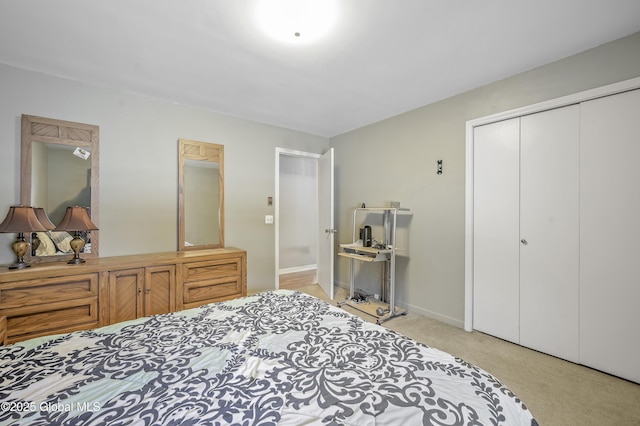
[0,290,537,425]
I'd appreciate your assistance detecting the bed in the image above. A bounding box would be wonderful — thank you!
[0,290,537,425]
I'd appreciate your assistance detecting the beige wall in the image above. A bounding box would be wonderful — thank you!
[330,31,640,327]
[0,63,329,292]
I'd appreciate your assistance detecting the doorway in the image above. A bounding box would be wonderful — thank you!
[275,148,334,299]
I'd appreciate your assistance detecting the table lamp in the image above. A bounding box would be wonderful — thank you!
[0,206,50,269]
[54,206,98,264]
[33,207,56,230]
[30,207,56,255]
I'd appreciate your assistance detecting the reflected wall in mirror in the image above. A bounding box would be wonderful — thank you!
[178,139,224,251]
[21,115,99,261]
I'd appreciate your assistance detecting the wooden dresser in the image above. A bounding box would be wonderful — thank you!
[0,248,246,344]
[0,316,6,345]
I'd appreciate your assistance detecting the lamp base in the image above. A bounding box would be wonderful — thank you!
[9,261,32,270]
[10,233,31,269]
[67,256,86,265]
[67,233,87,264]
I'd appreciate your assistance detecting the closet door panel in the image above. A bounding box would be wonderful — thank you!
[519,105,580,362]
[473,118,520,343]
[580,89,640,383]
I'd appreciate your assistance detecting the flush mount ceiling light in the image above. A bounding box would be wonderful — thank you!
[255,0,338,44]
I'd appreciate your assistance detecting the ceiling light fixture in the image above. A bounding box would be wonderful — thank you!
[255,0,338,44]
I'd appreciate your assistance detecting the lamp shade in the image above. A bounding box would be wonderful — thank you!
[0,206,49,233]
[33,207,56,230]
[55,206,98,231]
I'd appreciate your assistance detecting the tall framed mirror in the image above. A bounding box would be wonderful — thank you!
[178,139,224,251]
[20,114,99,261]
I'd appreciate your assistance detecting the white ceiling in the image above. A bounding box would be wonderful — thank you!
[1,1,639,137]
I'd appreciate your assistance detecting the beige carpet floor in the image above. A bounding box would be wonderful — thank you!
[296,284,640,426]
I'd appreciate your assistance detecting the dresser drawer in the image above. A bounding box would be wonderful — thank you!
[3,298,99,343]
[0,273,100,343]
[183,276,243,308]
[179,255,245,309]
[0,273,98,309]
[182,257,242,282]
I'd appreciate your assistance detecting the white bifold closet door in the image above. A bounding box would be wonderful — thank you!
[519,106,580,362]
[473,105,580,362]
[580,89,640,383]
[473,118,521,343]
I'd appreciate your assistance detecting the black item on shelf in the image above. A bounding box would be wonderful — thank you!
[360,225,372,247]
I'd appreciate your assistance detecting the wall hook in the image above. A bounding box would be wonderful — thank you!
[437,160,443,175]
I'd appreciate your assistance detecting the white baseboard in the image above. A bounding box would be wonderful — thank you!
[403,303,464,329]
[279,264,317,275]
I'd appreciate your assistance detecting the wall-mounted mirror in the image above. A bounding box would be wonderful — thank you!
[178,139,224,250]
[20,114,99,261]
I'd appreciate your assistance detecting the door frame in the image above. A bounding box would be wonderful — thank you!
[464,76,640,332]
[274,148,322,289]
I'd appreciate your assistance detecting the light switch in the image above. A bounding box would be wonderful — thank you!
[265,215,274,224]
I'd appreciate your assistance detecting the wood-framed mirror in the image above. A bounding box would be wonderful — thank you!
[178,139,224,251]
[20,114,99,261]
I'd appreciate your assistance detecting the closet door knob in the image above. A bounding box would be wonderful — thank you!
[521,239,528,245]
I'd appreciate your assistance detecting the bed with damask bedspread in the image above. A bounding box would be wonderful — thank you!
[0,290,537,425]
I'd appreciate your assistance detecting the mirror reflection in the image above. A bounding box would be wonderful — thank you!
[30,142,93,256]
[21,114,99,261]
[178,139,224,250]
[184,159,220,246]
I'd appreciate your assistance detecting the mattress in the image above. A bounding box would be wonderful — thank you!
[0,290,537,425]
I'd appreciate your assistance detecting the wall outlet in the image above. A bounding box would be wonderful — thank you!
[265,215,274,224]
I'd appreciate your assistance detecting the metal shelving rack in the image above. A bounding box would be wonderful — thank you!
[337,207,410,324]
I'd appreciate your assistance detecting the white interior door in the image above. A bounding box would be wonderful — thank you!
[519,105,580,363]
[317,148,334,299]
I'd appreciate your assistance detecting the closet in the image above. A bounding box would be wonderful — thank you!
[469,82,640,383]
[473,105,580,363]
